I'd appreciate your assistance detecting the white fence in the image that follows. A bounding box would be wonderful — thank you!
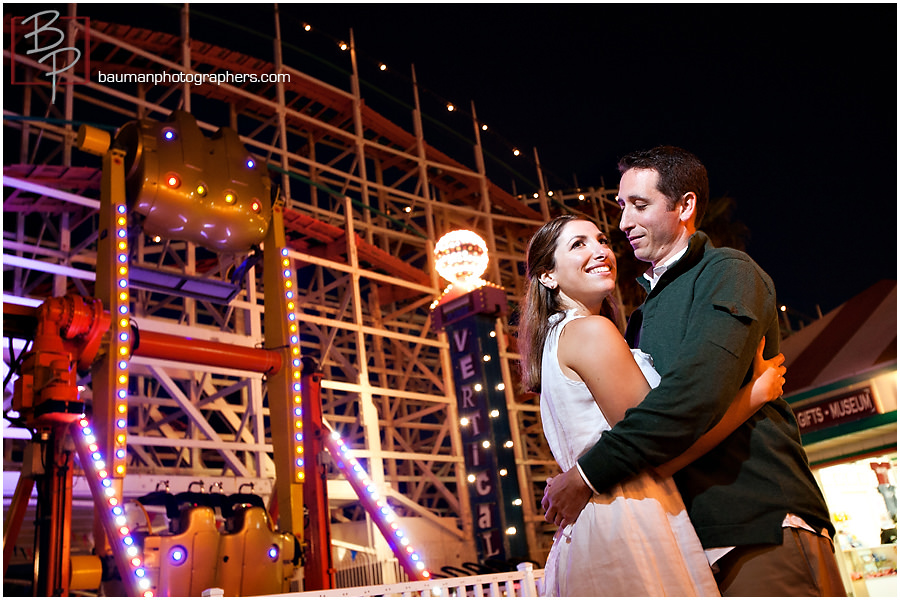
[261,563,545,597]
[333,548,408,589]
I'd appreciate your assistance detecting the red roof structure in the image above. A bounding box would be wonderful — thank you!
[781,279,897,397]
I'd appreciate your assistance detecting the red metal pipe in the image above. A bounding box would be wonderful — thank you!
[3,300,283,375]
[134,330,282,375]
[302,364,336,591]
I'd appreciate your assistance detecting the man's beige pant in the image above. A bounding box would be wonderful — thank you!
[713,527,846,596]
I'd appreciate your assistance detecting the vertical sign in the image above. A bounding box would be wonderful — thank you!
[445,312,528,562]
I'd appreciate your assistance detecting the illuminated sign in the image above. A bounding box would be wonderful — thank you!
[444,312,527,561]
[794,386,880,435]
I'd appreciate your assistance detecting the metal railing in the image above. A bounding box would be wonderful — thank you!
[332,546,408,589]
[260,563,544,597]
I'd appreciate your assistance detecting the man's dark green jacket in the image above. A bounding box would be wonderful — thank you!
[577,231,834,549]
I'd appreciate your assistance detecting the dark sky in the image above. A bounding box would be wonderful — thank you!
[7,3,898,318]
[282,3,898,319]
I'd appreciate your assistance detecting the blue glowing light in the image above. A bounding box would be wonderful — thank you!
[170,545,187,565]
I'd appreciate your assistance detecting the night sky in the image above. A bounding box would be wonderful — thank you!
[6,3,898,318]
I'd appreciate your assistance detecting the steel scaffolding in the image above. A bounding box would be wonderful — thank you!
[2,5,624,575]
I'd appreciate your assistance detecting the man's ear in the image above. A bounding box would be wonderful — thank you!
[678,192,697,224]
[539,272,557,290]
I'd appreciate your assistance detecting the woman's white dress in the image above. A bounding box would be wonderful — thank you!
[539,309,719,597]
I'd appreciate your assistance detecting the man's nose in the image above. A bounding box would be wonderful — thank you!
[619,207,632,233]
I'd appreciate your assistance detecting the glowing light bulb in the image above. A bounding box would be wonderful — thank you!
[434,230,490,291]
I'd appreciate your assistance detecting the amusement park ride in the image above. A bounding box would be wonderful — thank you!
[3,111,432,595]
[3,7,626,596]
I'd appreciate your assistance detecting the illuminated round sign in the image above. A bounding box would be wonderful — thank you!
[434,230,489,289]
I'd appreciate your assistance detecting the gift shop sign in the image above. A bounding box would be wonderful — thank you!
[794,386,880,435]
